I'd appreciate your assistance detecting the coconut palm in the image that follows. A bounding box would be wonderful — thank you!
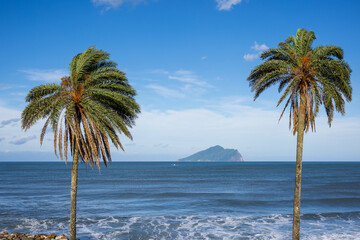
[21,46,140,240]
[247,29,352,239]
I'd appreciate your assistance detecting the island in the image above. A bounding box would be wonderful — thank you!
[178,145,244,162]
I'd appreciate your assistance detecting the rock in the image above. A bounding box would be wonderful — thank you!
[0,233,72,240]
[55,235,68,240]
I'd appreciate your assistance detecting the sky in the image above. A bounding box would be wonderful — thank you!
[0,0,359,161]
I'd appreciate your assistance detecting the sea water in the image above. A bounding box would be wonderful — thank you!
[0,161,359,240]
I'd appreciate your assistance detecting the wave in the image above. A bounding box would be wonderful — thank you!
[2,212,360,240]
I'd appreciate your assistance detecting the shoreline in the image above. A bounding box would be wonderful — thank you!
[0,232,74,240]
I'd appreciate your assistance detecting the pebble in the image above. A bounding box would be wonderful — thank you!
[0,232,78,240]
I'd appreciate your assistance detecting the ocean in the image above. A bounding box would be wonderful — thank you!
[0,161,359,240]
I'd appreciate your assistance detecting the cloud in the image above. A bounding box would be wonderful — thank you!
[169,70,211,87]
[147,84,185,98]
[91,0,147,10]
[0,100,359,161]
[216,0,242,11]
[244,42,269,61]
[148,69,212,98]
[181,84,207,96]
[150,69,169,75]
[20,69,68,82]
[154,143,169,148]
[251,42,269,51]
[9,135,36,145]
[0,118,20,128]
[10,92,27,97]
[0,137,4,142]
[201,56,207,60]
[243,53,259,61]
[0,106,46,152]
[119,98,360,161]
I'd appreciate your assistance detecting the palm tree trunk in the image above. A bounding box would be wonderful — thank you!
[70,148,79,240]
[292,94,306,240]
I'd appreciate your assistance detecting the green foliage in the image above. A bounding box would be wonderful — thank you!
[247,28,352,134]
[22,46,140,167]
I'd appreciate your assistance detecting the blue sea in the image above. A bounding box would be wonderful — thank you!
[0,162,359,240]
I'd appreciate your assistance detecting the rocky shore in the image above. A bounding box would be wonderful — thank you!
[0,232,77,240]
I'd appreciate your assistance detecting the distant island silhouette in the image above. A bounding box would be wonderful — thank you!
[178,145,244,162]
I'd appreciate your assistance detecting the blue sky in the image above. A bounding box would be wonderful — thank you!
[0,0,359,161]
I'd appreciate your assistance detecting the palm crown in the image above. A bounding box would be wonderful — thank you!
[247,28,352,134]
[21,46,140,167]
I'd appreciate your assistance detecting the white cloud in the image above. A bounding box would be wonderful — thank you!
[0,99,359,161]
[20,69,68,82]
[201,56,207,60]
[120,99,360,161]
[169,70,211,87]
[148,69,212,98]
[91,0,146,9]
[251,42,269,51]
[216,0,242,11]
[243,53,259,61]
[150,69,169,75]
[147,84,185,98]
[174,70,192,75]
[244,42,269,61]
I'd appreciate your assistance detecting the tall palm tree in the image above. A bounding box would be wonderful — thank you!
[21,46,140,240]
[247,29,352,239]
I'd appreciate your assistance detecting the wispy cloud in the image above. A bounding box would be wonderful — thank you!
[20,69,68,82]
[244,42,269,61]
[9,136,36,145]
[154,143,169,148]
[10,92,27,97]
[0,118,20,128]
[201,56,207,60]
[147,84,185,98]
[169,70,211,87]
[150,69,169,75]
[148,69,212,98]
[91,0,147,10]
[216,0,242,11]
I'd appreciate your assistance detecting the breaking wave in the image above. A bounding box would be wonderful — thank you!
[3,212,360,240]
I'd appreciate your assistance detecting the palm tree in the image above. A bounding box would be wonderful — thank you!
[21,46,140,240]
[247,29,352,239]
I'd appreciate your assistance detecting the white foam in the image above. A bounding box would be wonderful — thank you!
[9,213,360,240]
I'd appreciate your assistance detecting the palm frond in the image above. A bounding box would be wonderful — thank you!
[22,46,140,168]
